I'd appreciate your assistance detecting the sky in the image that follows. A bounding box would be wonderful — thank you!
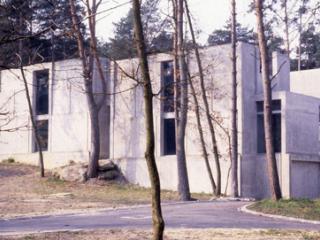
[96,0,255,44]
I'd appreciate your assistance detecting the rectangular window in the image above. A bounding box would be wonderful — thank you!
[163,118,176,155]
[161,61,176,155]
[0,70,2,92]
[257,100,281,153]
[35,70,49,115]
[162,61,174,112]
[318,106,320,141]
[34,120,48,152]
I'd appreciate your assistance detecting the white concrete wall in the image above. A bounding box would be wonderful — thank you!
[248,91,320,199]
[0,58,110,168]
[110,43,254,194]
[291,69,320,98]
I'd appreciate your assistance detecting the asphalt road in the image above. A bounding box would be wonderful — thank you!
[0,201,319,235]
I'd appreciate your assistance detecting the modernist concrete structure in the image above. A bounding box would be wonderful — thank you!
[0,59,110,168]
[1,43,320,199]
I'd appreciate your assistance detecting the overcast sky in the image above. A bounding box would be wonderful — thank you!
[96,0,255,44]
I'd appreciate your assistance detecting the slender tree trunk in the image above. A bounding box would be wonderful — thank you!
[87,107,100,177]
[187,71,217,195]
[172,0,180,128]
[298,10,302,71]
[230,0,239,197]
[283,0,290,54]
[183,0,221,196]
[70,0,107,178]
[184,0,217,196]
[176,0,191,201]
[255,0,282,201]
[19,64,44,177]
[132,1,165,239]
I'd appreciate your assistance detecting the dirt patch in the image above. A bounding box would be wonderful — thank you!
[1,229,320,240]
[0,164,35,178]
[0,163,210,218]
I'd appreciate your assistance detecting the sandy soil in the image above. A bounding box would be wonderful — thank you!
[0,163,208,218]
[1,229,320,240]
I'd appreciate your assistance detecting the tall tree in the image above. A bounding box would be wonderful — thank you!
[132,0,165,239]
[69,0,107,178]
[230,0,239,197]
[19,60,45,177]
[184,0,217,196]
[294,23,320,70]
[32,0,84,61]
[0,0,34,67]
[207,23,256,46]
[255,0,282,201]
[104,0,172,60]
[175,0,191,201]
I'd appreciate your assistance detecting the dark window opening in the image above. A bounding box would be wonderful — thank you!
[162,61,174,112]
[163,118,176,155]
[257,100,281,153]
[35,120,48,152]
[35,70,49,115]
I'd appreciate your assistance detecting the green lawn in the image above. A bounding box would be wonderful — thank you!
[249,199,320,221]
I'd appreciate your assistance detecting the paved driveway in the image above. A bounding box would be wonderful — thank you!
[0,201,319,235]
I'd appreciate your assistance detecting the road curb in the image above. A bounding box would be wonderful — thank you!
[239,203,320,225]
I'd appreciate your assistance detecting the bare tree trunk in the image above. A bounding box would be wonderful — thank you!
[298,10,302,71]
[184,0,217,196]
[172,0,180,128]
[19,62,45,177]
[187,71,217,196]
[183,0,221,196]
[283,0,290,54]
[69,0,107,178]
[255,0,282,201]
[230,0,239,197]
[132,1,165,239]
[176,0,191,201]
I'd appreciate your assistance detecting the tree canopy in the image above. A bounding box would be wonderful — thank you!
[100,0,173,60]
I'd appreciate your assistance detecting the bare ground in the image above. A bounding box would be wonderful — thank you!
[1,229,320,240]
[0,162,209,218]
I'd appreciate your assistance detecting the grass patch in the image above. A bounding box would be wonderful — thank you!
[1,157,15,163]
[249,199,320,221]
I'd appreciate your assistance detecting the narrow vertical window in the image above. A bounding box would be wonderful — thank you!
[0,71,2,92]
[163,118,176,155]
[162,61,174,112]
[161,61,176,155]
[318,106,320,141]
[257,100,281,153]
[35,70,49,115]
[35,120,48,152]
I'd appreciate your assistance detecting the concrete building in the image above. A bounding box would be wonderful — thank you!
[0,59,110,168]
[1,43,320,199]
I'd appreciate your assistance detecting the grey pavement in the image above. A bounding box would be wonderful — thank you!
[0,201,319,235]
